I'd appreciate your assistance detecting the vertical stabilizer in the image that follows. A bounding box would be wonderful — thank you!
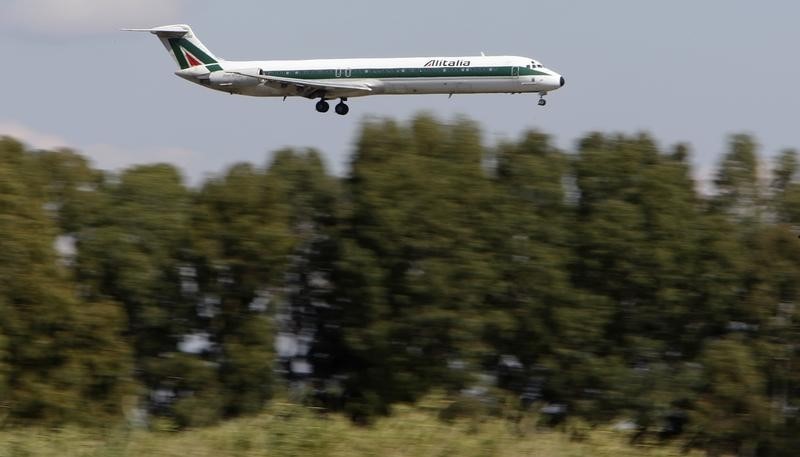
[123,24,222,71]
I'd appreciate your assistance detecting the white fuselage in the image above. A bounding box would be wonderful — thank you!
[127,24,565,113]
[177,55,565,99]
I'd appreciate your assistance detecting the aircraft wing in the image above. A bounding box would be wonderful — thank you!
[231,72,373,99]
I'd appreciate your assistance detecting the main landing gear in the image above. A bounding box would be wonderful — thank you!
[538,92,547,106]
[335,101,349,115]
[316,97,349,115]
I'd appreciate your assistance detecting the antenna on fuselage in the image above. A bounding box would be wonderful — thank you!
[480,51,486,56]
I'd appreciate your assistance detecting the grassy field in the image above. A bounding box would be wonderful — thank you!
[0,403,703,457]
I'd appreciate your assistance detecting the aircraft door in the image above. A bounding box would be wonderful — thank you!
[511,66,520,77]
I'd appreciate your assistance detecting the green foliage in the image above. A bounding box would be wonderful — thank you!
[713,134,763,225]
[189,160,295,420]
[69,164,200,424]
[0,137,134,426]
[315,115,502,419]
[263,149,340,384]
[0,404,703,457]
[4,115,800,456]
[27,148,106,233]
[485,130,582,402]
[565,133,739,426]
[686,338,770,456]
[771,149,800,224]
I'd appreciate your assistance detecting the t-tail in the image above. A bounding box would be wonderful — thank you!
[123,24,223,72]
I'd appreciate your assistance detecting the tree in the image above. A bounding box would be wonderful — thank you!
[687,338,770,457]
[0,138,134,426]
[484,131,581,401]
[713,134,763,225]
[72,163,199,424]
[313,115,500,419]
[771,149,800,224]
[27,148,105,234]
[730,224,800,455]
[189,160,295,420]
[262,149,340,384]
[569,133,742,425]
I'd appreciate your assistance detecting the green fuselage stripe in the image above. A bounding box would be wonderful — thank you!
[259,66,549,80]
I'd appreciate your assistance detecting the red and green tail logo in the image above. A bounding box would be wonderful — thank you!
[168,38,219,70]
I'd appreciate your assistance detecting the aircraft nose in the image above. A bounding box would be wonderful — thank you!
[560,76,565,87]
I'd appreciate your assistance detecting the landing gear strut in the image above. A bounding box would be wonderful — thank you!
[315,99,330,113]
[538,92,547,106]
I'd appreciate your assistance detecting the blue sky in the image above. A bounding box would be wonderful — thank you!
[1,0,798,185]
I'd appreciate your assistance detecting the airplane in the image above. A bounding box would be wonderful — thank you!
[124,24,565,115]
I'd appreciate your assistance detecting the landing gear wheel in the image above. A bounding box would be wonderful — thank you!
[335,102,349,116]
[316,100,330,113]
[538,98,547,106]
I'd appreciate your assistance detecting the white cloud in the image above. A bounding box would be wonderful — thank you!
[0,121,69,150]
[0,120,205,184]
[1,0,186,35]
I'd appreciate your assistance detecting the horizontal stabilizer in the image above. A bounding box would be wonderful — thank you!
[122,25,191,37]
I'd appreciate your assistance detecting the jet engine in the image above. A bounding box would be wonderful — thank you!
[208,68,261,88]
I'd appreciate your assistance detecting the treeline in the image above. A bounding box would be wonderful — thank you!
[1,115,800,456]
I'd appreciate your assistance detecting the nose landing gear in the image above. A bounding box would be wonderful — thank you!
[538,92,547,106]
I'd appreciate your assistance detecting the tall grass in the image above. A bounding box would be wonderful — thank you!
[0,403,701,457]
